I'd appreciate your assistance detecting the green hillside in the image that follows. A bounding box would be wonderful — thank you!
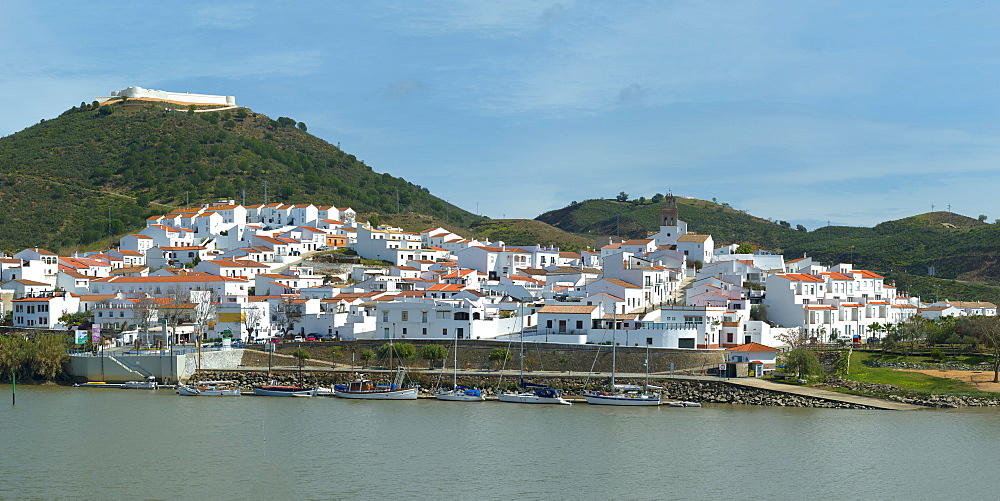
[536,197,798,248]
[538,199,1000,295]
[0,99,481,252]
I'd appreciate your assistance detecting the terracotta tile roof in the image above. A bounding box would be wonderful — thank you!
[726,342,780,352]
[776,273,824,282]
[538,304,598,314]
[601,278,641,289]
[821,272,853,280]
[852,270,884,279]
[677,234,710,243]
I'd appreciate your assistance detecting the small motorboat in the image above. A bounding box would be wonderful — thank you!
[124,376,158,390]
[177,380,241,396]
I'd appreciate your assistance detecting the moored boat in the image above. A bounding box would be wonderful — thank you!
[253,385,318,397]
[334,369,419,400]
[124,376,158,390]
[497,385,572,405]
[177,380,241,396]
[434,386,484,402]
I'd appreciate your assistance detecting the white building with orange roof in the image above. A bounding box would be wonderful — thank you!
[12,291,79,329]
[120,234,155,254]
[765,266,919,343]
[3,278,54,297]
[146,245,214,269]
[353,225,423,265]
[107,249,146,267]
[13,248,60,285]
[88,275,249,298]
[455,244,532,279]
[140,224,195,249]
[372,297,521,341]
[194,258,269,279]
[56,268,93,294]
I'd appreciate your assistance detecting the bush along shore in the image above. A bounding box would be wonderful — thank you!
[0,333,70,383]
[191,369,873,409]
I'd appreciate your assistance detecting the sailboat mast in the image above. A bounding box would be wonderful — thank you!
[611,313,616,389]
[453,328,458,389]
[645,343,650,389]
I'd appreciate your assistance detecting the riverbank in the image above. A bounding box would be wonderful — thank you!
[190,368,879,409]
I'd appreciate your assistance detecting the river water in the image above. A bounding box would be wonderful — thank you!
[1,385,998,500]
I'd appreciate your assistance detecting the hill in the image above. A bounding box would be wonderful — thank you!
[380,214,596,252]
[0,99,481,252]
[536,197,799,248]
[538,199,1000,295]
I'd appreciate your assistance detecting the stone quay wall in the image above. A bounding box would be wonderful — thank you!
[192,367,873,409]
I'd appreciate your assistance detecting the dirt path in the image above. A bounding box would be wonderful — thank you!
[900,369,1000,392]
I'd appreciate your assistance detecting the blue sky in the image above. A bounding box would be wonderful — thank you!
[4,1,1000,229]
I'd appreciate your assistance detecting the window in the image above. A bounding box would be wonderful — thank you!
[442,329,448,336]
[422,311,428,323]
[646,338,653,345]
[457,328,464,339]
[402,328,407,335]
[401,311,408,321]
[546,320,553,329]
[576,320,583,329]
[382,311,389,322]
[422,328,427,335]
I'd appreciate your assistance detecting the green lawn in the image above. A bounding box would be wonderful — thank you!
[844,351,995,396]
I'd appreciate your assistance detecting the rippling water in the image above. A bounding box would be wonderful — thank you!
[1,385,999,499]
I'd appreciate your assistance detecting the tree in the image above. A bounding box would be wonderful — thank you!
[749,303,769,323]
[651,193,664,203]
[272,298,303,337]
[236,108,249,119]
[971,316,1000,383]
[367,214,381,228]
[420,344,447,368]
[979,214,988,222]
[190,289,219,342]
[616,191,629,202]
[58,311,91,328]
[796,224,807,232]
[328,347,342,365]
[297,122,308,132]
[735,243,754,254]
[692,260,703,270]
[774,328,803,349]
[242,306,265,342]
[292,347,310,374]
[132,295,160,346]
[187,104,197,115]
[360,349,375,367]
[377,342,416,362]
[780,348,822,378]
[489,347,511,364]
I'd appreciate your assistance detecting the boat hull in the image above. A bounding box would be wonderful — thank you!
[497,392,571,405]
[434,390,484,402]
[177,384,241,396]
[334,387,419,400]
[254,386,318,397]
[582,392,661,406]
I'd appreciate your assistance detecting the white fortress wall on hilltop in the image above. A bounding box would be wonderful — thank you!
[105,86,236,106]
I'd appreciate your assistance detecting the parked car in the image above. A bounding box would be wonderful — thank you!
[293,336,305,342]
[305,337,317,342]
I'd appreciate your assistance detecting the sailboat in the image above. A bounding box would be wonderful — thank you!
[434,331,484,402]
[334,335,419,400]
[582,314,660,406]
[498,304,571,405]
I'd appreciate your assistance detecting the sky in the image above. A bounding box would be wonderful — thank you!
[4,1,1000,230]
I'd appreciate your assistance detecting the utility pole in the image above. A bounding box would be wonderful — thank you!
[241,187,246,206]
[263,180,268,204]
